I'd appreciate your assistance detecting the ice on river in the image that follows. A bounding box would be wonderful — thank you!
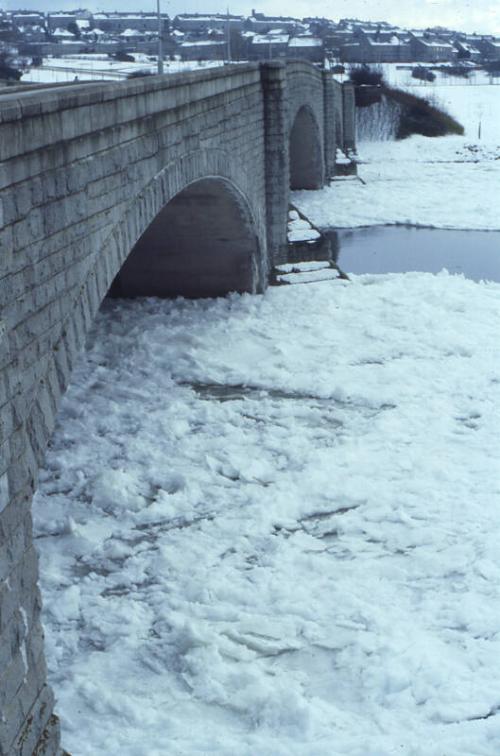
[34,272,500,755]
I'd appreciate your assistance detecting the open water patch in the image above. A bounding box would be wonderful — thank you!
[326,226,500,282]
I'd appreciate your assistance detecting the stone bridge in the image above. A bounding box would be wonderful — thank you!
[0,61,355,754]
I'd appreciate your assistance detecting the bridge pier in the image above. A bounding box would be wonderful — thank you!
[342,82,357,152]
[323,70,339,179]
[261,62,289,267]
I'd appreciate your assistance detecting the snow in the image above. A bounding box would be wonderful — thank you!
[293,73,500,230]
[287,214,320,242]
[32,63,500,756]
[287,228,320,242]
[21,56,225,84]
[275,261,330,272]
[288,37,322,47]
[180,40,225,47]
[52,27,75,37]
[34,275,500,755]
[276,268,341,283]
[120,29,143,38]
[252,34,289,45]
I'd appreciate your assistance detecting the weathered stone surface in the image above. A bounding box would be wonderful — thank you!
[0,61,354,754]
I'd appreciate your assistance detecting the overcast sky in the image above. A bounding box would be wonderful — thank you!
[3,0,499,34]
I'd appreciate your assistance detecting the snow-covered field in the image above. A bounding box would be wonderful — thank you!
[33,70,500,755]
[293,67,500,230]
[21,54,224,84]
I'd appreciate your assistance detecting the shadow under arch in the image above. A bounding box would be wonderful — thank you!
[109,176,261,299]
[289,105,324,190]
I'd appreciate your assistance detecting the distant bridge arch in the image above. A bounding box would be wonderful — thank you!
[289,105,324,190]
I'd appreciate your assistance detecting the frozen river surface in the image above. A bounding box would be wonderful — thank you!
[35,275,500,756]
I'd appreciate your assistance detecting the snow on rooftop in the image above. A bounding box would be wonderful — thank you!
[418,38,454,48]
[458,42,480,52]
[53,27,75,36]
[180,39,225,47]
[120,28,144,37]
[288,36,322,47]
[368,37,402,46]
[177,14,242,21]
[252,34,289,45]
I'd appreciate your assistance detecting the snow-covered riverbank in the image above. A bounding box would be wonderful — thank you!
[293,72,500,230]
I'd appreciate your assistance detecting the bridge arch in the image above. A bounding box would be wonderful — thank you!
[110,176,260,299]
[106,148,265,301]
[21,148,264,479]
[289,105,324,190]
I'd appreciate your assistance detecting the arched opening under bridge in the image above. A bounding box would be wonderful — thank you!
[289,106,323,190]
[109,177,260,299]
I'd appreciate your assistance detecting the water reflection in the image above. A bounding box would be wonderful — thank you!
[325,226,500,282]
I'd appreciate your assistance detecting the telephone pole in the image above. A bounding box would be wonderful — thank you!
[226,8,231,63]
[157,0,164,74]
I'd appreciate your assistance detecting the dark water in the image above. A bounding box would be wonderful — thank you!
[325,226,500,282]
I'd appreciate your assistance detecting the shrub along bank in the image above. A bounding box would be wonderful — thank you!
[349,65,464,139]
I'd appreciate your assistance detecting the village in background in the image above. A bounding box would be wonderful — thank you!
[1,7,500,83]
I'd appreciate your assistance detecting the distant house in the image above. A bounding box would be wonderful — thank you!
[174,13,244,34]
[347,29,411,62]
[12,12,45,27]
[287,35,323,62]
[178,38,225,60]
[47,12,86,33]
[81,26,106,42]
[119,28,146,44]
[92,12,169,35]
[246,12,300,35]
[454,40,482,62]
[339,42,362,62]
[50,27,77,41]
[16,23,46,43]
[248,31,289,60]
[0,16,20,42]
[409,32,456,62]
[476,38,500,60]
